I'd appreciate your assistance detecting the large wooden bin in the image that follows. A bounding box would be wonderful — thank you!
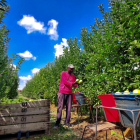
[0,99,50,136]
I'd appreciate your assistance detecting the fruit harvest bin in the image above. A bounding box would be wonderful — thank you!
[0,99,50,137]
[113,94,140,129]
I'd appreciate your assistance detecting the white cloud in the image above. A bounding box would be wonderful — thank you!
[18,75,32,90]
[18,83,25,90]
[17,16,59,40]
[19,75,32,81]
[54,38,68,58]
[47,19,59,40]
[31,68,40,74]
[32,56,36,61]
[10,64,16,70]
[18,67,40,90]
[17,15,47,34]
[18,80,27,90]
[18,50,36,61]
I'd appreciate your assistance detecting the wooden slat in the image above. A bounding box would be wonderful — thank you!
[72,104,89,107]
[0,122,50,135]
[0,100,50,109]
[0,107,50,117]
[86,122,118,132]
[0,114,50,126]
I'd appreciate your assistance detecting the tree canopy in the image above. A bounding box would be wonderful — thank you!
[22,0,140,105]
[0,0,24,99]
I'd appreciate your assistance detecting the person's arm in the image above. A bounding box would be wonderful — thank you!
[61,72,73,86]
[72,75,78,87]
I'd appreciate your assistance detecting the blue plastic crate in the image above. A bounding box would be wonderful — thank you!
[113,94,140,128]
[75,93,86,105]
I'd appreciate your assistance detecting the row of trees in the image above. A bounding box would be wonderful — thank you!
[22,0,140,105]
[0,0,24,99]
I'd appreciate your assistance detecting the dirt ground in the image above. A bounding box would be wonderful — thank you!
[50,104,137,140]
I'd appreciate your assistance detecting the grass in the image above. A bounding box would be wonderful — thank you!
[17,93,31,99]
[23,115,80,140]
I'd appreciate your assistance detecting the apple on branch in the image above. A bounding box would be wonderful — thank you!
[79,80,83,84]
[76,79,79,83]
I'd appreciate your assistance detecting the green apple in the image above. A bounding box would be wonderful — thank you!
[123,91,130,95]
[115,92,122,95]
[79,80,83,84]
[29,99,34,102]
[76,79,79,83]
[133,89,140,94]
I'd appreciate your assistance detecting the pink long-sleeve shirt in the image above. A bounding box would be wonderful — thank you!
[58,71,78,94]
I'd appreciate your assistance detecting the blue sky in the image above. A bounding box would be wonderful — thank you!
[4,0,110,90]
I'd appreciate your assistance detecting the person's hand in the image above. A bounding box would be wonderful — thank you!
[72,81,79,85]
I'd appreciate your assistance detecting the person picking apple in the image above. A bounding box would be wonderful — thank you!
[54,64,78,128]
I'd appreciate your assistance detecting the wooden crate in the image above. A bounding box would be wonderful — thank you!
[0,99,50,138]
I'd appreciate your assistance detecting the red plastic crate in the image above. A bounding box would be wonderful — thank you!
[72,93,77,104]
[98,94,120,122]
